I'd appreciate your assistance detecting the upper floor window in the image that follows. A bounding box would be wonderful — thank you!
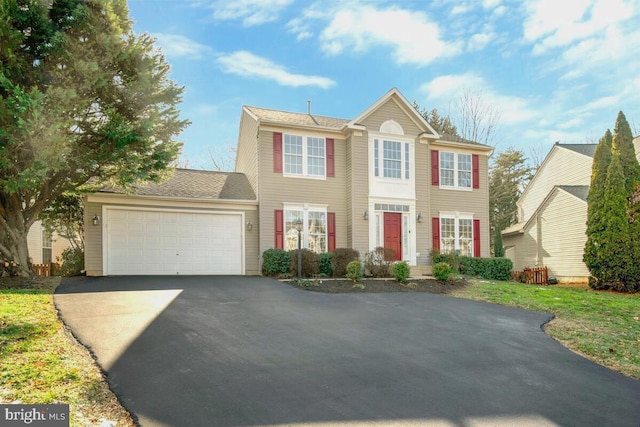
[374,139,410,180]
[440,151,471,189]
[284,134,325,177]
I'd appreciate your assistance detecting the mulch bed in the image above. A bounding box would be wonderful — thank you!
[284,277,468,294]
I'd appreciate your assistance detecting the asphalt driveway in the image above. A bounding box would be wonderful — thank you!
[55,276,640,427]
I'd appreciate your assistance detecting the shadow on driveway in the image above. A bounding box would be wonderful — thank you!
[55,276,640,427]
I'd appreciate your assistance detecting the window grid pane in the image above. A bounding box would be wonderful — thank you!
[383,140,401,179]
[308,211,327,253]
[459,219,473,257]
[307,137,325,176]
[458,154,472,188]
[405,143,410,179]
[440,152,454,186]
[374,139,379,177]
[285,210,304,251]
[441,218,456,254]
[284,135,303,175]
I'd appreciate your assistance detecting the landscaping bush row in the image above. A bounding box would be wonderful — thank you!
[262,246,408,280]
[262,248,360,278]
[431,250,513,281]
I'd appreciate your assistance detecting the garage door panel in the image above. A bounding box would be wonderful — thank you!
[106,209,243,275]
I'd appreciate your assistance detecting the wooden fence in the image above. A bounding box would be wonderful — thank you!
[513,266,548,285]
[32,262,61,277]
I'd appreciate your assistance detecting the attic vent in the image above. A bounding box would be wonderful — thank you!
[380,120,404,135]
[307,100,311,115]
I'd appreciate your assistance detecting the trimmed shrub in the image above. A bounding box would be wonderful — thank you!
[481,258,513,281]
[332,248,360,278]
[392,261,410,283]
[288,249,320,278]
[346,260,363,283]
[261,249,291,277]
[58,247,84,276]
[433,262,452,281]
[430,249,460,272]
[319,252,332,277]
[364,247,394,277]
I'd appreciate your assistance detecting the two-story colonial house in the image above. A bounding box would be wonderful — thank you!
[83,88,491,276]
[236,88,492,274]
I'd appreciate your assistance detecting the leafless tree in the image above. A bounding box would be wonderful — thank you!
[455,88,502,151]
[527,144,548,171]
[206,145,237,171]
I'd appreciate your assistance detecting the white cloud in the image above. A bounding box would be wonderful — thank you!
[152,34,213,59]
[483,0,502,8]
[451,4,473,15]
[217,51,336,89]
[318,3,462,66]
[467,31,495,51]
[420,73,538,125]
[523,0,635,54]
[197,0,294,26]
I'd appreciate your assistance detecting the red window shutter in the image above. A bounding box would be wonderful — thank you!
[328,212,336,251]
[273,132,283,173]
[473,219,481,257]
[274,210,284,249]
[431,150,439,185]
[432,217,440,251]
[472,154,480,189]
[326,138,335,177]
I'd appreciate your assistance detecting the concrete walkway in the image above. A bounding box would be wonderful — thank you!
[55,276,640,427]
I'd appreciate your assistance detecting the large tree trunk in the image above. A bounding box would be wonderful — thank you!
[0,205,33,278]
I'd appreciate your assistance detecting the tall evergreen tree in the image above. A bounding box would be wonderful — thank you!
[612,111,640,195]
[0,0,188,275]
[584,130,612,288]
[597,152,630,291]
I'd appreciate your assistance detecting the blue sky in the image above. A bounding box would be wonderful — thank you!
[127,0,640,168]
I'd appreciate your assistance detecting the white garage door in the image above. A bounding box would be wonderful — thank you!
[105,208,243,275]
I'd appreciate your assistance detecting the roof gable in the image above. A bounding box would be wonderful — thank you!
[518,143,595,211]
[346,88,439,138]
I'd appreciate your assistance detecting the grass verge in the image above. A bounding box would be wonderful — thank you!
[452,279,640,380]
[0,276,134,427]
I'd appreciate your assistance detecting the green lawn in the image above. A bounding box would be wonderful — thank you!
[453,279,640,379]
[0,278,133,426]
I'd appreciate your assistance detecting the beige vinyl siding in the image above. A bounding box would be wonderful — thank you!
[83,200,259,276]
[519,148,592,221]
[345,134,354,248]
[84,201,103,275]
[503,220,539,271]
[348,133,369,255]
[235,109,260,194]
[26,221,43,264]
[415,142,430,266]
[539,190,589,279]
[360,98,423,136]
[257,129,348,255]
[429,150,491,257]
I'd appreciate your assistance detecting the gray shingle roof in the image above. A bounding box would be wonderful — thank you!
[557,143,597,157]
[245,106,349,129]
[438,133,491,148]
[558,185,589,202]
[100,169,256,201]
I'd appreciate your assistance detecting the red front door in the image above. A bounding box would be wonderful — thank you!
[384,212,402,261]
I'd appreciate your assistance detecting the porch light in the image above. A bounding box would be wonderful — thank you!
[363,210,369,220]
[92,214,101,226]
[246,221,253,231]
[417,213,423,223]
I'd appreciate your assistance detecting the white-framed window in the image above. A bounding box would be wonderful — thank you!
[373,139,411,180]
[284,134,325,177]
[440,151,472,189]
[42,230,52,264]
[440,214,473,257]
[284,207,327,253]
